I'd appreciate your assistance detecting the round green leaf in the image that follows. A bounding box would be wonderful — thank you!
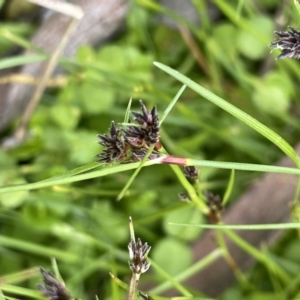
[252,84,289,117]
[152,237,192,276]
[237,16,273,60]
[163,205,204,241]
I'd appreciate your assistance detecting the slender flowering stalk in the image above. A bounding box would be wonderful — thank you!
[270,27,300,60]
[128,217,151,300]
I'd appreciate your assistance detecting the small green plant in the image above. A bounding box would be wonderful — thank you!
[2,1,300,299]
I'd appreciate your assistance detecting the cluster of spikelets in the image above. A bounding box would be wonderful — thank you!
[97,100,162,164]
[270,27,300,60]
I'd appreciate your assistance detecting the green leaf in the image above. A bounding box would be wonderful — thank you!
[152,237,192,276]
[80,81,115,114]
[163,205,204,241]
[0,174,28,208]
[236,16,274,60]
[252,84,289,116]
[0,54,47,69]
[50,104,80,129]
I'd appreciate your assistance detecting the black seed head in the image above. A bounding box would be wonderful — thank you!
[205,191,223,224]
[183,166,199,180]
[38,268,71,300]
[129,100,160,146]
[128,237,151,274]
[97,121,127,163]
[270,27,300,60]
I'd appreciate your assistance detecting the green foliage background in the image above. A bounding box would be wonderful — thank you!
[1,0,300,299]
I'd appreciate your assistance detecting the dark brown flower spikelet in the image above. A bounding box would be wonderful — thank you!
[183,166,199,180]
[96,121,127,163]
[206,191,223,224]
[129,100,160,146]
[38,267,72,300]
[270,27,300,60]
[128,237,151,274]
[131,148,161,161]
[97,100,162,163]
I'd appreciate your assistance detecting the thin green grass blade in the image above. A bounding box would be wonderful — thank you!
[117,145,155,201]
[160,85,186,125]
[148,259,193,297]
[294,0,300,16]
[51,258,63,282]
[214,0,268,44]
[236,0,244,19]
[169,222,300,230]
[0,28,43,52]
[124,98,132,124]
[2,158,300,195]
[224,229,291,284]
[0,160,159,195]
[215,231,250,289]
[40,162,99,182]
[67,255,110,287]
[0,54,47,69]
[109,257,121,300]
[0,290,4,300]
[222,169,235,205]
[0,285,42,299]
[109,273,129,291]
[0,268,39,285]
[149,249,223,295]
[0,236,80,263]
[154,62,300,167]
[186,158,300,174]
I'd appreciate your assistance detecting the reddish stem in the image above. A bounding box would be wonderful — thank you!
[159,155,188,166]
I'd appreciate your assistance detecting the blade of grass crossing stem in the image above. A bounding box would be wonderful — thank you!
[109,273,129,291]
[160,85,186,125]
[153,62,300,168]
[222,169,235,206]
[216,230,250,289]
[224,229,291,284]
[117,145,155,201]
[148,259,193,297]
[149,249,223,295]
